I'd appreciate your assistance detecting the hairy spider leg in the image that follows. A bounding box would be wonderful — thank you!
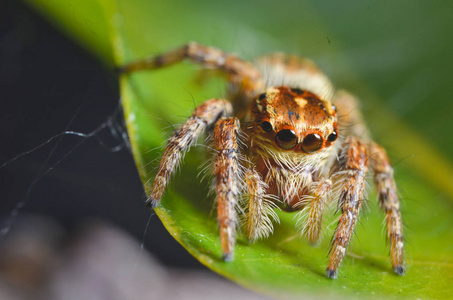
[369,142,405,275]
[332,90,405,276]
[148,99,232,208]
[327,137,369,279]
[119,42,263,102]
[214,117,241,261]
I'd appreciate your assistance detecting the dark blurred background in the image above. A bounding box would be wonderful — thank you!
[0,0,201,269]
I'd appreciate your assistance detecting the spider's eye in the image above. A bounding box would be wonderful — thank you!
[332,104,337,112]
[275,129,298,150]
[258,93,267,100]
[327,131,338,142]
[301,133,324,153]
[261,121,273,132]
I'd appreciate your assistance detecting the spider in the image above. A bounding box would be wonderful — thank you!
[120,42,405,279]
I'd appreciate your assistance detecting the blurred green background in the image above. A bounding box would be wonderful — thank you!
[2,0,453,299]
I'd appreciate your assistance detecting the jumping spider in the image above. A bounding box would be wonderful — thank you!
[120,42,405,279]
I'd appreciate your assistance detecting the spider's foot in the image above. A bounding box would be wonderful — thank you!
[222,253,233,262]
[145,197,160,209]
[326,269,337,279]
[394,266,405,276]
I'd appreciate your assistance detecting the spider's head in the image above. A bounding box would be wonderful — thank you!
[246,86,338,161]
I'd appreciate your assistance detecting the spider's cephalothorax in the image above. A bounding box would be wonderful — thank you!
[120,42,405,279]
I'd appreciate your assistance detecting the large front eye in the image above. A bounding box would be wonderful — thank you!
[275,129,298,150]
[301,133,324,153]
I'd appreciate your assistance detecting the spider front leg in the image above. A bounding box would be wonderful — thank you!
[327,137,369,279]
[149,99,232,208]
[119,42,263,94]
[214,117,242,261]
[369,142,405,275]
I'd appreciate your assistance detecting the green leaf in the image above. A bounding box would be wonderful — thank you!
[24,0,453,298]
